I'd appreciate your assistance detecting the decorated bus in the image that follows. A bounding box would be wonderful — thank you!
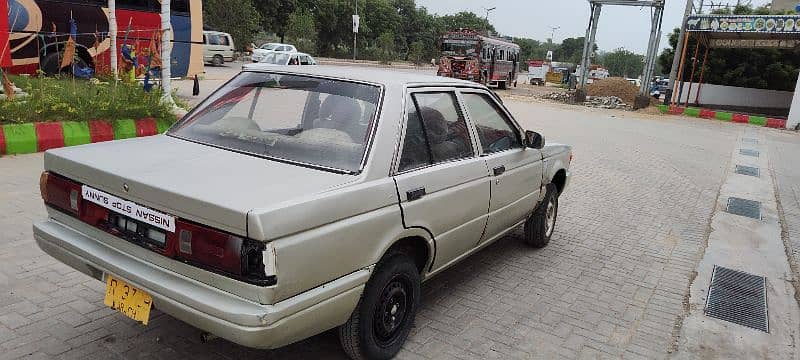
[1,0,203,78]
[436,29,520,89]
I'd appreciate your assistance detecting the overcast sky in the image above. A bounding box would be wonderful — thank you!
[415,0,772,54]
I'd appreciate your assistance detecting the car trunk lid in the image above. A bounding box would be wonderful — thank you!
[44,135,355,237]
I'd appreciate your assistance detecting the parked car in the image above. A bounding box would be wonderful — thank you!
[258,51,317,66]
[33,66,572,359]
[202,31,235,66]
[251,42,297,62]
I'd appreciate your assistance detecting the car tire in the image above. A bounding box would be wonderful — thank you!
[212,55,224,66]
[524,183,558,248]
[498,80,507,90]
[339,250,420,360]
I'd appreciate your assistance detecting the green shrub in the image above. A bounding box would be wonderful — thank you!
[0,76,176,124]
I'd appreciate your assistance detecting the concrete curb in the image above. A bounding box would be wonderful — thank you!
[0,118,174,155]
[657,104,787,129]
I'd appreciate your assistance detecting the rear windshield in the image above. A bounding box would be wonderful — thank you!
[169,72,381,173]
[262,53,289,65]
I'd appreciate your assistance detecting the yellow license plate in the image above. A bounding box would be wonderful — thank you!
[103,275,153,325]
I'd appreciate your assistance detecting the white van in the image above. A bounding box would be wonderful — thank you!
[203,31,235,66]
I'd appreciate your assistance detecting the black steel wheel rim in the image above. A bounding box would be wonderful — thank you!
[373,274,413,346]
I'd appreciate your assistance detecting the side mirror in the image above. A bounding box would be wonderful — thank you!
[525,130,545,149]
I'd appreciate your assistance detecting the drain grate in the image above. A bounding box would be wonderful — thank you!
[705,266,768,332]
[726,197,761,219]
[735,165,760,177]
[741,138,758,144]
[739,149,759,157]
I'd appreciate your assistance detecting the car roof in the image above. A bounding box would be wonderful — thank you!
[261,43,293,47]
[240,65,479,88]
[269,51,311,56]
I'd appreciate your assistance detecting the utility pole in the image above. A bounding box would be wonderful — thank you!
[577,2,601,94]
[668,0,694,104]
[353,0,358,60]
[160,0,173,106]
[108,0,117,80]
[483,7,496,34]
[548,26,560,43]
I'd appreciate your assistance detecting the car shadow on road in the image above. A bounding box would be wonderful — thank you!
[157,227,547,359]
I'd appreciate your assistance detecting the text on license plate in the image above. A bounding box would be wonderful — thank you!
[104,275,153,325]
[81,185,175,232]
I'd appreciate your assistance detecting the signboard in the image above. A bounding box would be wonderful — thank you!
[686,15,800,33]
[709,38,800,48]
[352,15,360,34]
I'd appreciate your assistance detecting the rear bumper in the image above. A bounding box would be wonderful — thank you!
[33,216,369,349]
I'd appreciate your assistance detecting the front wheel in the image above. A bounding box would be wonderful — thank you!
[339,251,421,360]
[524,183,559,248]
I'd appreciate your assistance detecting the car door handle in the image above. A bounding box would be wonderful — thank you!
[493,165,506,176]
[407,187,426,201]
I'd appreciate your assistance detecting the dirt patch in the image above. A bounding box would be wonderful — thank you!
[585,77,640,104]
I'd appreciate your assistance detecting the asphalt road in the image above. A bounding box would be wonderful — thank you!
[1,64,799,359]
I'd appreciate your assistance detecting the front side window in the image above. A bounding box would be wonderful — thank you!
[398,92,474,172]
[170,72,381,172]
[461,93,521,153]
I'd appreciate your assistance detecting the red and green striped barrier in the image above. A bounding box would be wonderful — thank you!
[0,118,174,155]
[658,106,787,129]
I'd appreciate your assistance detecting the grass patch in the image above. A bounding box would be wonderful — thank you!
[1,75,177,125]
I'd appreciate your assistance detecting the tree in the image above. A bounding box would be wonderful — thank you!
[437,11,495,33]
[312,0,354,56]
[601,48,644,78]
[407,40,426,65]
[254,0,297,43]
[203,0,262,50]
[376,32,395,64]
[554,37,591,65]
[286,8,317,52]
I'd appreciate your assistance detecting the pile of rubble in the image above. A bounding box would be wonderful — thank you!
[584,96,630,110]
[585,77,638,104]
[541,91,574,102]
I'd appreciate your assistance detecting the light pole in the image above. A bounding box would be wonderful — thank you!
[483,7,495,33]
[353,0,358,60]
[548,26,560,43]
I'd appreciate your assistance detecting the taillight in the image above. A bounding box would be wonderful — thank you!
[569,153,573,164]
[40,171,275,286]
[173,219,274,286]
[40,171,82,215]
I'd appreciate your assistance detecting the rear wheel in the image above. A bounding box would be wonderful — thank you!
[339,251,420,360]
[212,55,224,66]
[524,184,558,248]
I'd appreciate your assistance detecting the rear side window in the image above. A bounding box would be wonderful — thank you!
[398,92,474,172]
[461,93,521,153]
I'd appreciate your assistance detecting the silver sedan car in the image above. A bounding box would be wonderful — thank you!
[34,65,571,359]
